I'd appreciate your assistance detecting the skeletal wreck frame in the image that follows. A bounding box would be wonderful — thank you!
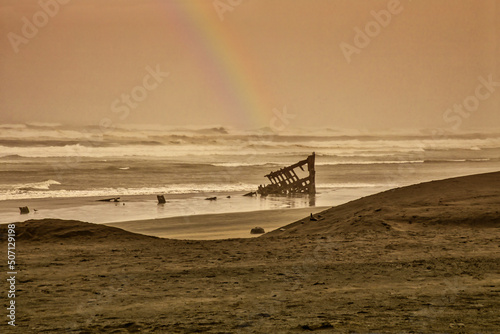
[257,153,316,196]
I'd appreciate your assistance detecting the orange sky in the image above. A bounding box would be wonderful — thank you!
[0,0,498,130]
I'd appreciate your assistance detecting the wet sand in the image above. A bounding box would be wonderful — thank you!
[0,191,331,226]
[1,172,499,333]
[106,207,329,240]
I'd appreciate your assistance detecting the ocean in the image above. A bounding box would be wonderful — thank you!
[1,123,499,224]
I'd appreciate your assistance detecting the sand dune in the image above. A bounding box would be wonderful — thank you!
[107,207,329,240]
[1,172,499,333]
[15,219,157,242]
[267,171,500,236]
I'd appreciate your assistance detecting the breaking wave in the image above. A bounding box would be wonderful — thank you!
[1,183,256,201]
[14,180,61,191]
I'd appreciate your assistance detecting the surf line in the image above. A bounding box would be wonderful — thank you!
[104,64,170,132]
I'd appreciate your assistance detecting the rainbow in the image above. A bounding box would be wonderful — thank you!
[159,1,276,129]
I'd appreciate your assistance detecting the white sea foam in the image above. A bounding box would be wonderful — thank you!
[0,183,257,201]
[316,160,425,166]
[211,162,281,167]
[0,181,398,201]
[317,183,397,189]
[1,124,499,203]
[1,137,498,159]
[211,160,425,167]
[13,180,61,191]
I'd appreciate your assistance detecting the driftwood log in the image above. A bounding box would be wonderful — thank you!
[97,197,120,202]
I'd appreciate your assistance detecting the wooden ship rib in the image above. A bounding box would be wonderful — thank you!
[257,152,316,196]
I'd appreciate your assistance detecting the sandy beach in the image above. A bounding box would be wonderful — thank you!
[0,186,395,226]
[3,0,500,332]
[106,207,329,240]
[1,172,499,333]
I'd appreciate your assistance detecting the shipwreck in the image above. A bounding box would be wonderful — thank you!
[256,152,316,196]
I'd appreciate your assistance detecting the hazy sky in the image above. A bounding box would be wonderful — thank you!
[0,0,498,130]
